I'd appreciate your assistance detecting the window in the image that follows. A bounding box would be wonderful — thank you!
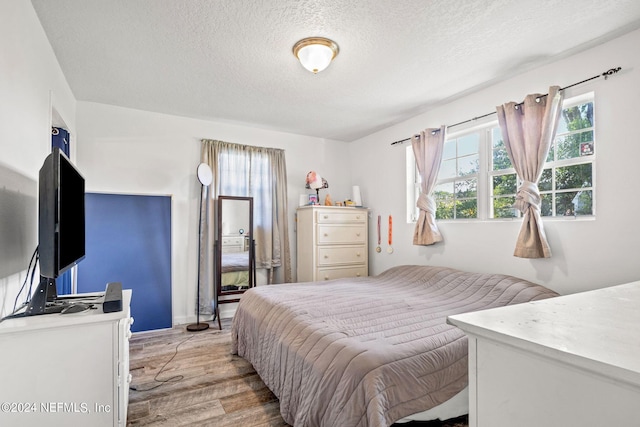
[407,128,485,222]
[407,93,595,221]
[209,140,291,281]
[491,93,595,218]
[218,149,273,232]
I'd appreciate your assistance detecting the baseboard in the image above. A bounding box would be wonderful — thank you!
[175,302,238,325]
[219,303,237,319]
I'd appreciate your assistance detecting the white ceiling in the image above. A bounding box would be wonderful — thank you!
[31,0,640,142]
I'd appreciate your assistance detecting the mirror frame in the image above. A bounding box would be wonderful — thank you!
[216,195,254,303]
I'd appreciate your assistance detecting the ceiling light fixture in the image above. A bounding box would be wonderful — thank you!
[292,37,339,74]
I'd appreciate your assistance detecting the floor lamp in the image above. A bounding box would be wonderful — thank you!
[187,163,213,332]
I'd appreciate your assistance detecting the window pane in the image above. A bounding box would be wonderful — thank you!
[556,130,594,160]
[442,140,456,160]
[556,163,592,190]
[492,128,512,170]
[573,190,593,216]
[539,168,552,191]
[458,134,479,157]
[556,190,593,216]
[434,182,454,200]
[458,154,479,176]
[557,102,594,134]
[541,193,552,217]
[439,159,456,180]
[456,199,477,218]
[493,196,516,218]
[436,199,454,219]
[491,127,503,149]
[546,145,554,163]
[493,149,512,171]
[456,179,477,198]
[493,174,517,195]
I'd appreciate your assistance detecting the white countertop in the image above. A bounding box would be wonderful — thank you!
[448,281,640,388]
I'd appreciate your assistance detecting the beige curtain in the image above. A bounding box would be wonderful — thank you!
[264,150,292,284]
[196,144,217,315]
[199,140,291,312]
[411,126,446,245]
[496,86,564,258]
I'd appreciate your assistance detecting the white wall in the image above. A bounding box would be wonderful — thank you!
[75,102,352,323]
[350,29,640,296]
[0,0,76,317]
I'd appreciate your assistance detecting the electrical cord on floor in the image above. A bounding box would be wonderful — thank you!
[129,334,196,392]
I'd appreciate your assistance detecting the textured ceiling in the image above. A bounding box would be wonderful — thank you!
[31,0,640,142]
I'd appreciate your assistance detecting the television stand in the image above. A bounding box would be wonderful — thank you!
[23,276,58,316]
[0,290,133,426]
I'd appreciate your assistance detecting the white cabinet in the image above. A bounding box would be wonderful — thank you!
[0,290,133,427]
[296,206,368,282]
[448,282,640,427]
[221,235,244,253]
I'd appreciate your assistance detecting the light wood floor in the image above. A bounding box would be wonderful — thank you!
[126,318,288,426]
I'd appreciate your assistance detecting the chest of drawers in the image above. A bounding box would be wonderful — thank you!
[221,235,244,253]
[296,206,368,282]
[0,290,133,426]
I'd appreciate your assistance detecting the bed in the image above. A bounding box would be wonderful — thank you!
[231,265,559,427]
[220,251,249,290]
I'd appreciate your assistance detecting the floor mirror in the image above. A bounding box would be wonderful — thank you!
[216,196,255,309]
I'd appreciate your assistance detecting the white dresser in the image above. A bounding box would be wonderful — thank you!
[448,282,640,427]
[0,290,133,427]
[221,235,244,253]
[296,206,368,282]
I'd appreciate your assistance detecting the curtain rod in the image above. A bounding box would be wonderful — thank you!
[390,66,621,145]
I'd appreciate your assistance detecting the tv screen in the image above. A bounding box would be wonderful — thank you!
[38,147,86,279]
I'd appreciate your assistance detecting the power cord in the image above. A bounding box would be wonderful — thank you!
[12,247,39,313]
[3,247,39,322]
[129,334,196,392]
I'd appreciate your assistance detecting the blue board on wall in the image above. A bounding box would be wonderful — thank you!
[78,193,172,332]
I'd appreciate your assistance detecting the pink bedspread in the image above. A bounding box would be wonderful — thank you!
[231,265,558,427]
[221,251,248,273]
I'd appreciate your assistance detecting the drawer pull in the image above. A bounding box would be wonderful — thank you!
[356,233,361,237]
[324,233,329,237]
[324,276,329,280]
[356,273,361,277]
[356,253,361,257]
[324,255,329,259]
[356,215,360,219]
[323,215,329,219]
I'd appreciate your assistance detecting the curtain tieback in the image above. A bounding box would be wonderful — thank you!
[514,180,541,213]
[417,193,436,215]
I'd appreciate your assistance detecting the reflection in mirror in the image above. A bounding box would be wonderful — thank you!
[216,196,254,303]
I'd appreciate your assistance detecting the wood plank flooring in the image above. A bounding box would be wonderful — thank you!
[126,319,468,427]
[126,318,288,426]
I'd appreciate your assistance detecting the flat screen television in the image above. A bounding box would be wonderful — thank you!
[23,147,86,315]
[39,147,86,278]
